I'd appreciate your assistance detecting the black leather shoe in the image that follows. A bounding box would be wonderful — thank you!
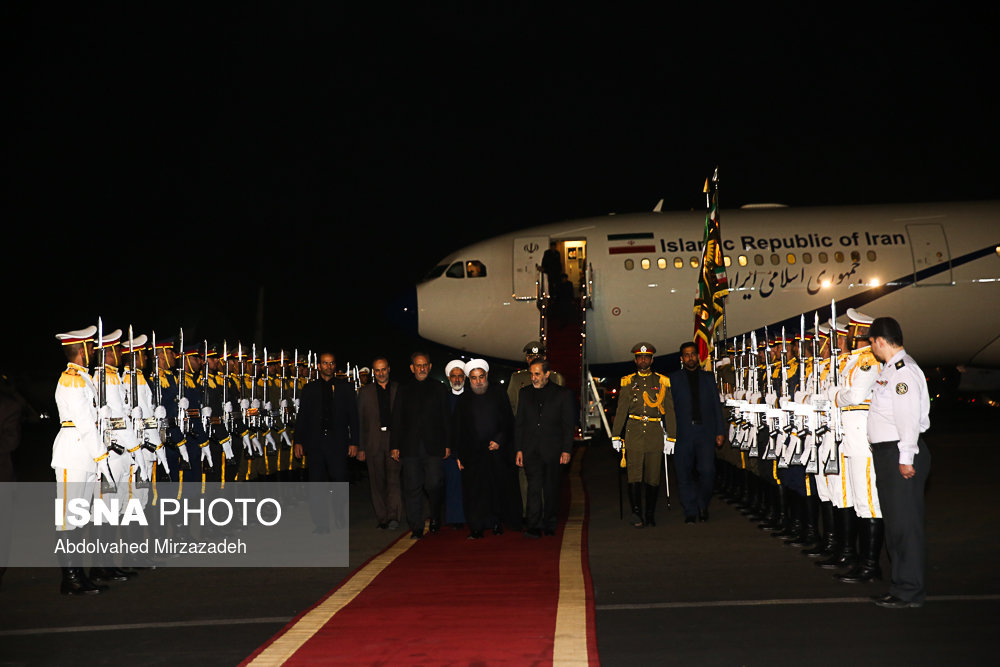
[544,528,556,536]
[429,519,440,534]
[409,530,423,540]
[90,567,129,583]
[60,568,105,596]
[377,522,389,529]
[698,509,709,523]
[467,530,484,540]
[872,594,923,609]
[684,515,697,524]
[524,528,542,539]
[492,523,504,536]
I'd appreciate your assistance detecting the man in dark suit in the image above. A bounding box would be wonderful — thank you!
[515,359,575,537]
[356,356,402,529]
[390,352,451,539]
[668,342,726,523]
[294,352,359,531]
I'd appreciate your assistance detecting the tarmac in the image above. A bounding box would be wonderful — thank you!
[1,404,998,666]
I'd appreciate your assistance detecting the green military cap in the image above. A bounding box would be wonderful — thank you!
[631,342,656,355]
[523,341,546,355]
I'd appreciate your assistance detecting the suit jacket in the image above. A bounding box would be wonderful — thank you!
[390,377,450,458]
[515,381,574,461]
[451,383,514,465]
[357,380,397,453]
[295,376,358,453]
[667,369,725,442]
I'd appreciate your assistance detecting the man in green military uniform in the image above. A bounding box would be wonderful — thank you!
[611,343,677,528]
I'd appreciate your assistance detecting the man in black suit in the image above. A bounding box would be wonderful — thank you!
[668,342,726,523]
[515,359,574,537]
[390,352,451,539]
[294,352,359,531]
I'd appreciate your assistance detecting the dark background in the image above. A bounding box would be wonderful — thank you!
[4,4,999,402]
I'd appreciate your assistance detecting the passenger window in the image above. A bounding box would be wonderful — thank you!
[738,255,748,266]
[446,262,465,278]
[770,254,780,266]
[867,250,877,261]
[802,252,812,264]
[657,258,667,270]
[754,254,764,266]
[850,251,860,263]
[641,258,651,270]
[786,253,796,265]
[818,252,828,263]
[624,259,635,271]
[674,257,683,269]
[834,251,844,263]
[689,257,699,268]
[466,260,487,277]
[723,256,732,267]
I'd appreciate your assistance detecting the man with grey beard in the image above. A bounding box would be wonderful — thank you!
[451,359,517,539]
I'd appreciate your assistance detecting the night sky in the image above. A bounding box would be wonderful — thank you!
[4,5,999,383]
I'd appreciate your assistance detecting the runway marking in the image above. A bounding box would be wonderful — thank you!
[597,594,1000,610]
[554,452,593,665]
[0,617,293,637]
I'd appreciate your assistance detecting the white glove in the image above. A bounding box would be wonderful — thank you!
[251,436,264,456]
[239,399,250,411]
[293,398,300,410]
[136,455,152,482]
[223,401,234,414]
[154,405,167,419]
[251,399,261,410]
[178,397,190,410]
[99,405,112,419]
[611,437,622,453]
[222,440,234,460]
[279,399,288,409]
[201,406,212,418]
[242,434,253,454]
[155,446,170,474]
[663,436,676,456]
[201,445,214,469]
[264,401,273,412]
[280,430,293,448]
[130,406,143,421]
[265,431,278,451]
[827,384,841,405]
[177,443,190,465]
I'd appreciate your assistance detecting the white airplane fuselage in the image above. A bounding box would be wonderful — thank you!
[416,201,1000,368]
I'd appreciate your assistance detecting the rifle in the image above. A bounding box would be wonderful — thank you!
[824,300,843,475]
[176,328,189,438]
[222,340,234,432]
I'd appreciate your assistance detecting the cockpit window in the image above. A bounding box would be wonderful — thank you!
[423,264,448,281]
[446,262,465,278]
[466,260,487,278]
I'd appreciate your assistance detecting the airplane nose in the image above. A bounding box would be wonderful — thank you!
[386,286,418,336]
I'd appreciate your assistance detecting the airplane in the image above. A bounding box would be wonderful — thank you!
[412,200,1000,376]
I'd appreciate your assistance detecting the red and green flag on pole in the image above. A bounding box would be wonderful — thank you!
[693,169,728,369]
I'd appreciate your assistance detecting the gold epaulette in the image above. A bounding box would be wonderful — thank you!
[59,369,86,388]
[659,373,670,388]
[620,374,634,388]
[857,349,879,371]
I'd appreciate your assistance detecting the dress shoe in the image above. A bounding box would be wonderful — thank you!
[409,530,423,540]
[698,509,709,523]
[60,568,106,596]
[684,515,697,524]
[524,528,542,539]
[492,523,504,536]
[429,519,440,534]
[467,530,484,540]
[872,594,923,609]
[90,567,129,583]
[544,528,556,536]
[387,520,400,530]
[377,522,389,530]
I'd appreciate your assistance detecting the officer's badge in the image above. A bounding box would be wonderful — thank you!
[895,359,905,369]
[860,362,871,371]
[895,383,908,395]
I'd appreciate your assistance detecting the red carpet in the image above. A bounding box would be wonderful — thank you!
[243,454,598,666]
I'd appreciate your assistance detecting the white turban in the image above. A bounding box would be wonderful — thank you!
[464,358,489,375]
[445,359,466,376]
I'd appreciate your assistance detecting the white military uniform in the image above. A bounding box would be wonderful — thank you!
[94,359,141,512]
[52,362,101,532]
[867,351,930,460]
[815,350,854,509]
[831,344,882,518]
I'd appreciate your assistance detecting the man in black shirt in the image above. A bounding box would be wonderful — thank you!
[391,352,451,539]
[357,356,401,529]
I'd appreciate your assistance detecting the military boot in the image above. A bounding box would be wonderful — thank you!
[628,483,644,528]
[803,500,836,557]
[835,518,884,583]
[816,508,858,569]
[759,485,787,532]
[644,483,658,527]
[789,493,820,547]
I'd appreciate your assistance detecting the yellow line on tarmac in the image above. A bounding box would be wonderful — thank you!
[247,535,417,667]
[554,451,593,665]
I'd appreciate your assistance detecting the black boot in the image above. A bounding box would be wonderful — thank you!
[836,518,884,582]
[789,493,820,547]
[759,485,787,532]
[774,492,803,539]
[803,501,836,557]
[644,484,658,527]
[816,508,858,569]
[743,474,766,520]
[56,532,105,596]
[628,483,644,527]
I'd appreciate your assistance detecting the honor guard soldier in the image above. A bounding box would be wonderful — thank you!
[53,326,106,595]
[199,344,235,485]
[224,345,253,483]
[153,337,191,480]
[120,334,167,505]
[611,343,677,528]
[827,309,884,583]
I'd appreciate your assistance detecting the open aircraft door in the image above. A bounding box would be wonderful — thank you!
[513,236,549,299]
[906,223,952,286]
